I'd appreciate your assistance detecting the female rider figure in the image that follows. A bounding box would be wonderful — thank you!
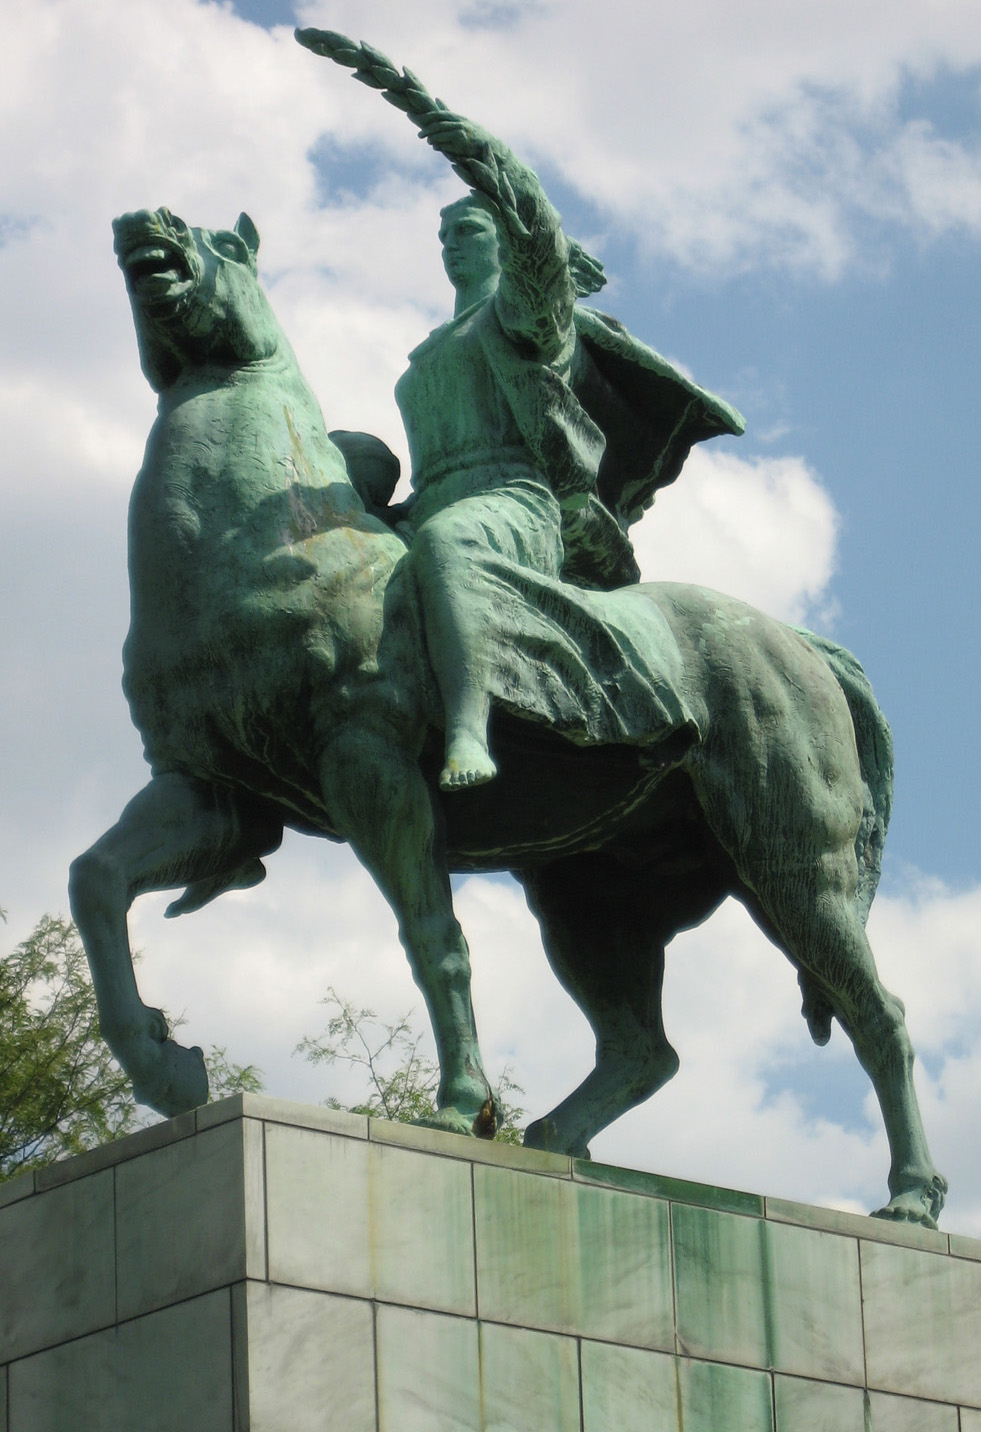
[396,112,594,790]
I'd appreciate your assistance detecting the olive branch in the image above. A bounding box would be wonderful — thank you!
[295,27,527,234]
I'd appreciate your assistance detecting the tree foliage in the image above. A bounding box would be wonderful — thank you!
[0,911,262,1181]
[296,986,525,1144]
[1,912,523,1182]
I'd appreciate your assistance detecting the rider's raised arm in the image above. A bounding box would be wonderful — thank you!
[419,112,577,367]
[294,30,578,365]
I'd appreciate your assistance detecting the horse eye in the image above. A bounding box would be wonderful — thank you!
[215,234,245,259]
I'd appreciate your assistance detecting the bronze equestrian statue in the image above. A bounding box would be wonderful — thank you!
[69,32,946,1229]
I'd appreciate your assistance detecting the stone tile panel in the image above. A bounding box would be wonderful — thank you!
[579,1159,764,1217]
[766,1196,948,1253]
[474,1163,673,1347]
[265,1124,476,1315]
[370,1115,571,1176]
[774,1375,866,1431]
[861,1238,981,1406]
[7,1290,233,1432]
[376,1304,481,1431]
[197,1092,369,1141]
[672,1204,768,1368]
[0,1174,34,1212]
[949,1231,981,1263]
[673,1204,864,1382]
[582,1342,773,1432]
[0,1169,115,1363]
[764,1218,865,1383]
[867,1389,958,1430]
[580,1341,677,1430]
[235,1283,375,1432]
[477,1320,581,1431]
[676,1355,774,1431]
[116,1118,264,1321]
[35,1111,196,1192]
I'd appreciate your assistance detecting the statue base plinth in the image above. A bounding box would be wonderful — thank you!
[1,1093,978,1429]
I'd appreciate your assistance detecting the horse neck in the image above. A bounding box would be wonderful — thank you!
[154,343,362,511]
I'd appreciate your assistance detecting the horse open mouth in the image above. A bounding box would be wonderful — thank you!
[113,227,199,309]
[119,241,195,304]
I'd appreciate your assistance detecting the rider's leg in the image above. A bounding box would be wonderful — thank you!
[411,514,498,790]
[408,478,564,791]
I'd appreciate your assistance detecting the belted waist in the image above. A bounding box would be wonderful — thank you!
[412,445,538,491]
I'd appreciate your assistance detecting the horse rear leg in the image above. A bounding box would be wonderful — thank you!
[745,850,946,1227]
[318,729,494,1136]
[516,851,724,1158]
[69,773,282,1117]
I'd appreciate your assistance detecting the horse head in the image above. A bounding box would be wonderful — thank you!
[112,207,281,392]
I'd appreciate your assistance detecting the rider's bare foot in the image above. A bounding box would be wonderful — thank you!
[439,733,497,791]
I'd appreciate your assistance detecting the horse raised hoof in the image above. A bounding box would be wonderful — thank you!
[871,1173,948,1230]
[131,1036,210,1118]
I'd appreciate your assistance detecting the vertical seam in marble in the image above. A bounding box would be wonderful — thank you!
[768,1369,776,1432]
[470,1161,480,1321]
[260,1121,270,1285]
[856,1237,870,1392]
[226,1286,240,1432]
[576,1335,585,1432]
[668,1200,680,1356]
[672,1353,684,1431]
[759,1217,776,1373]
[112,1163,119,1328]
[371,1299,381,1432]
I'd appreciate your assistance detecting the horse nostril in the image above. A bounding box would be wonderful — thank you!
[113,208,158,233]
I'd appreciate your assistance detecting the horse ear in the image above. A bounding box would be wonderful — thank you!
[235,212,260,262]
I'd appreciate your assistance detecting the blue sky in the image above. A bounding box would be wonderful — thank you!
[1,0,980,1231]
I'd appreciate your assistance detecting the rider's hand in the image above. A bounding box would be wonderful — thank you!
[417,110,494,163]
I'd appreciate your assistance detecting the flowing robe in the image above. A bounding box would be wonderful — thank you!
[395,143,744,751]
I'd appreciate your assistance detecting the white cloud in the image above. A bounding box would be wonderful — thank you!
[294,0,981,275]
[890,122,981,237]
[3,0,979,319]
[633,448,839,625]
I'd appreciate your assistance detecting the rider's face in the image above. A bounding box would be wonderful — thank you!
[438,208,501,292]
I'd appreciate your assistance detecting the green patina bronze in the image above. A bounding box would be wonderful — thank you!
[68,31,946,1229]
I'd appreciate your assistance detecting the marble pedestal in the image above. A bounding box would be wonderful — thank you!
[1,1093,979,1430]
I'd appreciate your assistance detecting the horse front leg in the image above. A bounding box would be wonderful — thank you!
[69,772,282,1117]
[319,729,495,1136]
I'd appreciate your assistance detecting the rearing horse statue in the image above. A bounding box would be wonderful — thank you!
[69,205,947,1228]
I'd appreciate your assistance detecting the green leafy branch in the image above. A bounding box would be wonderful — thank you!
[295,985,525,1144]
[294,27,527,233]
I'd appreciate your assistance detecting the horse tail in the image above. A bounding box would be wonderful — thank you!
[795,628,894,922]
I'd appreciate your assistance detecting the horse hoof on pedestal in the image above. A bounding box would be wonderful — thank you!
[871,1174,948,1230]
[132,1039,210,1118]
[523,1117,589,1159]
[413,1107,478,1138]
